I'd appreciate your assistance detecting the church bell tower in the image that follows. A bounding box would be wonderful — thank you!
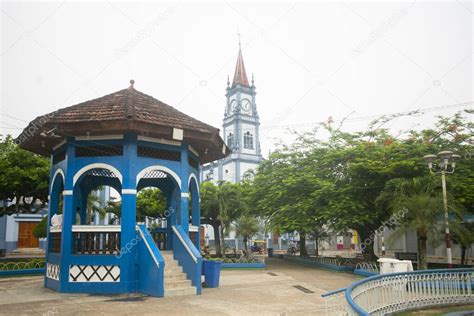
[201,43,262,183]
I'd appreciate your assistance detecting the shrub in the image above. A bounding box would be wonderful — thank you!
[33,216,47,238]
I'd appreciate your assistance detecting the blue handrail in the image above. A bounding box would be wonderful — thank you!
[136,224,165,297]
[321,287,346,298]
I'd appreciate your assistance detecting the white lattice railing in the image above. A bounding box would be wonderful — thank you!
[323,268,474,315]
[322,288,350,316]
[355,262,379,274]
[313,256,344,266]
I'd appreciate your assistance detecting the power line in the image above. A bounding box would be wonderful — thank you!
[261,101,473,130]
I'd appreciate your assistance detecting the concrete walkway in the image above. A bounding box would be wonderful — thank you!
[0,258,360,315]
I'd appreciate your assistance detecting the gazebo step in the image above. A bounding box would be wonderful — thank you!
[165,279,192,289]
[161,250,197,296]
[164,273,186,281]
[164,266,183,273]
[164,286,196,297]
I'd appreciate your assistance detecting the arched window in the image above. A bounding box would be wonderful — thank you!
[244,131,253,149]
[227,133,234,148]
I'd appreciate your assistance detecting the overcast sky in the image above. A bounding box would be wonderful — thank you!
[1,0,472,156]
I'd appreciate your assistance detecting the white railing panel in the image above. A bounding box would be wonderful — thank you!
[323,269,474,315]
[71,225,121,232]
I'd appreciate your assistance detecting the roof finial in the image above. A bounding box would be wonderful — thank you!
[129,79,135,89]
[227,75,230,87]
[237,32,241,49]
[251,74,255,86]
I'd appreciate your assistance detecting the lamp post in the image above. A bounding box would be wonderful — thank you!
[423,151,461,269]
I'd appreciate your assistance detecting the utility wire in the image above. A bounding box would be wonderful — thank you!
[262,101,473,130]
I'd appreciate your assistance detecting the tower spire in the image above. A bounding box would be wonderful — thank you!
[232,38,249,88]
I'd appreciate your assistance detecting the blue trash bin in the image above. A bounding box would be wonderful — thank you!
[204,260,222,288]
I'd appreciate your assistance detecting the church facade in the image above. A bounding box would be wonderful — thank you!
[201,46,262,183]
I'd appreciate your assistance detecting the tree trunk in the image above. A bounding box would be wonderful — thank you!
[219,221,226,256]
[417,234,428,270]
[461,246,467,266]
[315,237,319,257]
[300,232,308,257]
[358,228,377,260]
[212,222,222,257]
[243,236,248,253]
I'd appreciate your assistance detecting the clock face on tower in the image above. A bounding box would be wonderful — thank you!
[230,100,238,112]
[241,99,252,114]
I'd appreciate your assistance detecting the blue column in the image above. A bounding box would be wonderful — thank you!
[165,191,173,250]
[120,133,137,291]
[59,140,75,291]
[190,179,200,250]
[167,188,179,250]
[179,145,189,233]
[45,157,55,287]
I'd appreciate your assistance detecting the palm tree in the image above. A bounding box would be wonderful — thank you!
[201,181,246,256]
[234,214,259,254]
[86,193,102,224]
[388,177,461,270]
[452,222,474,266]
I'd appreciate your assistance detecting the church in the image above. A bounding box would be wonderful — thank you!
[201,45,262,183]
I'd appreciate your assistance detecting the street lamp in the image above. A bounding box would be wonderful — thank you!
[423,151,461,269]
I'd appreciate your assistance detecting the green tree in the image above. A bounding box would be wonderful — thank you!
[0,135,49,216]
[200,181,246,256]
[248,110,473,259]
[100,188,167,224]
[234,214,259,253]
[250,150,321,256]
[136,188,167,221]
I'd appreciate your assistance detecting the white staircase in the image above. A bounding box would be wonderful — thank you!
[161,251,197,297]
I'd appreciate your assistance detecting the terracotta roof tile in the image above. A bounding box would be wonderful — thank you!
[17,83,229,163]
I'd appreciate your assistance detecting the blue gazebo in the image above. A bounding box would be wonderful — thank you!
[17,80,229,297]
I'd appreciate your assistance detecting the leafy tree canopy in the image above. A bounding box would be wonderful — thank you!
[0,135,49,216]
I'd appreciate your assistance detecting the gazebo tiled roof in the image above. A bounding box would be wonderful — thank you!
[17,81,230,164]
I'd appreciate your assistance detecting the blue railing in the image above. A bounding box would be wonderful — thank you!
[323,268,474,315]
[136,224,165,297]
[172,225,202,294]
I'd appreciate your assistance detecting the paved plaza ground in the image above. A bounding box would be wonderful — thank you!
[0,258,360,315]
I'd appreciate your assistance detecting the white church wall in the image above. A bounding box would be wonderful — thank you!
[240,162,257,178]
[221,161,235,182]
